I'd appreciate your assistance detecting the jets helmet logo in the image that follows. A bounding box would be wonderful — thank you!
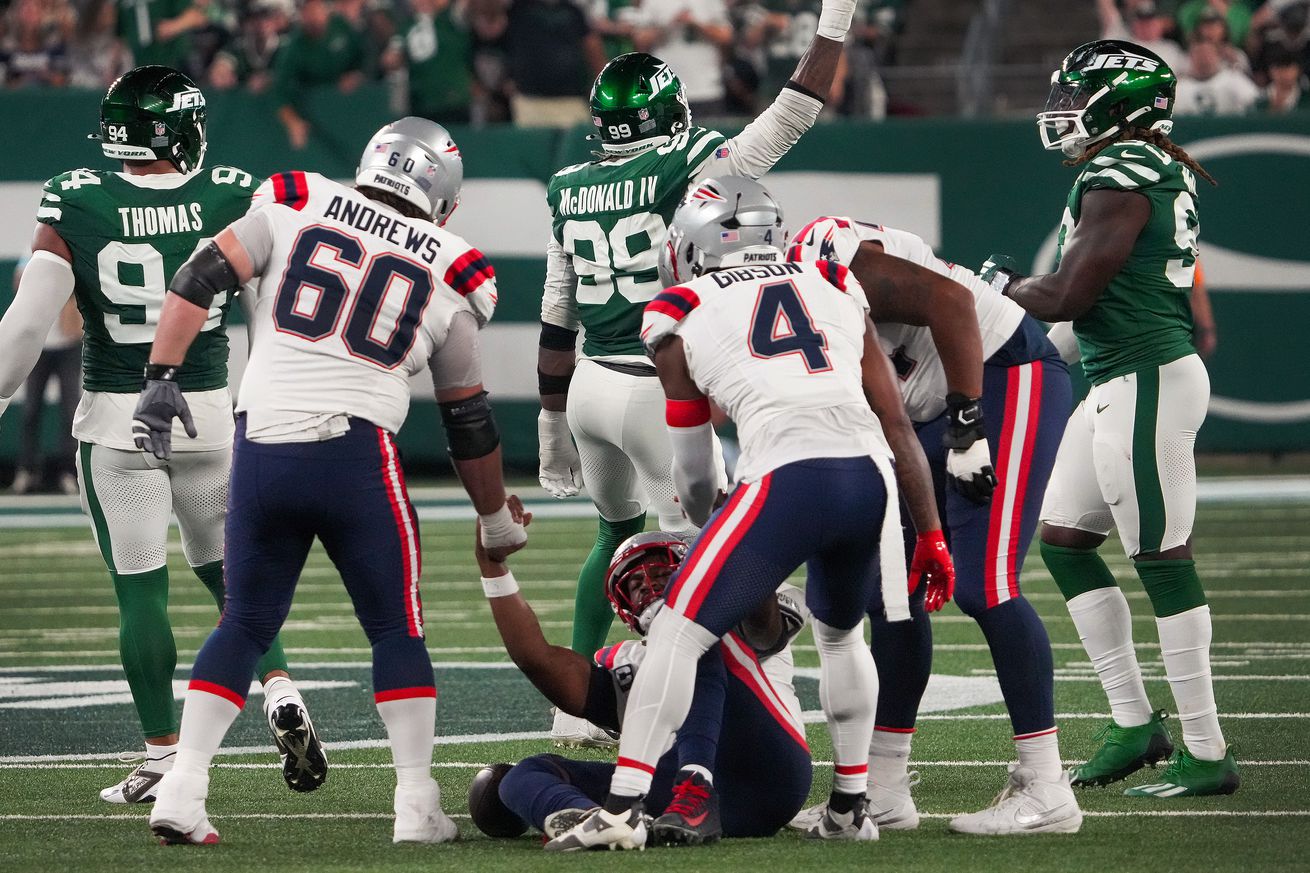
[649,64,676,94]
[1081,53,1160,72]
[168,88,206,112]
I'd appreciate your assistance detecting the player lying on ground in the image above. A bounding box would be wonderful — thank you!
[983,38,1239,798]
[472,521,812,846]
[545,177,954,851]
[787,217,1080,834]
[0,64,321,804]
[130,117,526,845]
[537,0,861,747]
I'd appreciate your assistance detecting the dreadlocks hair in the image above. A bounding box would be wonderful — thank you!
[1068,127,1218,186]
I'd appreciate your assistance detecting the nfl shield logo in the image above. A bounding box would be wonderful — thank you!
[154,122,166,136]
[638,108,650,121]
[720,230,740,243]
[1154,96,1169,109]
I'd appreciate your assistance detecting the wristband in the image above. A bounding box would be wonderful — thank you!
[481,570,520,598]
[144,363,181,382]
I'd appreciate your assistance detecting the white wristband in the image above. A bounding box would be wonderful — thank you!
[817,0,856,40]
[481,571,520,598]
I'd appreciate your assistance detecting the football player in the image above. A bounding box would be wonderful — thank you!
[983,39,1239,798]
[476,521,812,845]
[787,217,1079,834]
[132,117,525,845]
[545,177,954,851]
[536,0,859,746]
[0,65,319,804]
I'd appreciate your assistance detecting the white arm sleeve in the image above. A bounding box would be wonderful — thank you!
[541,236,581,331]
[695,88,824,182]
[1046,321,1082,365]
[428,310,484,394]
[669,421,718,528]
[227,207,276,277]
[0,251,75,410]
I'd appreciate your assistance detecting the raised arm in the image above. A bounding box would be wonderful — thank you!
[0,225,76,419]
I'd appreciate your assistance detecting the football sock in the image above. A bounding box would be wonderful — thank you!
[867,585,932,730]
[570,514,646,655]
[377,694,437,788]
[173,685,244,777]
[1015,729,1063,782]
[144,741,178,769]
[1041,541,1118,601]
[610,610,717,799]
[677,646,727,777]
[973,597,1057,737]
[192,560,292,680]
[1156,605,1226,761]
[813,618,879,795]
[1065,586,1152,728]
[1137,558,1208,618]
[112,566,180,738]
[868,728,913,790]
[828,790,864,815]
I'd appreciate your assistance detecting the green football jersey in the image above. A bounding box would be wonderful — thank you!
[1054,140,1199,385]
[36,166,258,393]
[548,127,727,357]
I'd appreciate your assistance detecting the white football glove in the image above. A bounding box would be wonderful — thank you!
[946,439,998,505]
[537,409,583,498]
[817,0,857,39]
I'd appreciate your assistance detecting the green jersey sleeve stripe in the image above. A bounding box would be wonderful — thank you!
[1115,162,1162,183]
[1086,167,1144,189]
[686,130,726,167]
[36,206,62,221]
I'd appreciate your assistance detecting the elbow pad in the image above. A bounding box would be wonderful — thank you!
[170,241,239,309]
[440,390,501,460]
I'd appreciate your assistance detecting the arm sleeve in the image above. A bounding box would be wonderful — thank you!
[668,419,718,527]
[0,251,76,404]
[1046,320,1082,365]
[427,310,484,394]
[694,87,824,182]
[226,207,276,277]
[541,236,581,331]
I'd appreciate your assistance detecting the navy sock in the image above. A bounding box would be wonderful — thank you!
[867,585,932,729]
[973,597,1056,736]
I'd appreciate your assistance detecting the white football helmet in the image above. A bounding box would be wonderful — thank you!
[356,117,463,225]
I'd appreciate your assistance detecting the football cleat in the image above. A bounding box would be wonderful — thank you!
[948,766,1083,835]
[651,770,722,846]
[806,798,879,841]
[543,802,647,852]
[393,778,460,843]
[149,769,219,845]
[549,709,617,749]
[101,751,174,804]
[1124,745,1240,798]
[268,700,328,792]
[1070,710,1174,788]
[543,807,601,841]
[788,771,921,832]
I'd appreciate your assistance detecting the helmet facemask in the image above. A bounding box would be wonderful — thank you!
[1037,76,1109,158]
[605,536,687,636]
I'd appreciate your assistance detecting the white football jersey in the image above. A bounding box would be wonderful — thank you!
[234,171,497,440]
[788,216,1025,422]
[642,258,891,484]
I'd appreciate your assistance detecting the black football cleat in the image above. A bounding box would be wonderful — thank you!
[269,701,328,792]
[651,769,722,846]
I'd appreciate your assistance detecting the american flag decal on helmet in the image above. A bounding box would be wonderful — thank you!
[720,230,740,243]
[1154,96,1169,109]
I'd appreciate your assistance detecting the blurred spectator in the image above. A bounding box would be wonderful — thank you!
[1254,43,1310,109]
[337,0,397,75]
[473,0,605,128]
[273,0,367,148]
[1192,5,1252,69]
[587,0,638,58]
[629,0,734,117]
[844,0,900,116]
[1098,0,1187,73]
[208,0,293,92]
[736,0,844,110]
[69,0,133,89]
[1,0,73,87]
[1175,37,1260,112]
[1177,0,1255,46]
[384,0,475,124]
[117,0,213,75]
[10,257,80,496]
[1247,0,1310,83]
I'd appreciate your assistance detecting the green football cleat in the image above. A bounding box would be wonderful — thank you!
[1124,746,1240,798]
[1070,710,1174,788]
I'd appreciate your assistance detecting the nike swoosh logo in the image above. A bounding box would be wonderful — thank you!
[684,812,709,827]
[1096,403,1109,413]
[1015,806,1074,827]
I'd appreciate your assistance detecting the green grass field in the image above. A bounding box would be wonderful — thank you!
[0,491,1307,872]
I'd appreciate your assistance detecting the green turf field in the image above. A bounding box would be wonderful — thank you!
[0,493,1307,872]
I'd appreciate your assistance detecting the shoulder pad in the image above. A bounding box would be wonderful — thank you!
[266,170,312,210]
[443,244,497,325]
[206,165,259,191]
[682,127,727,166]
[787,215,862,266]
[1082,143,1173,192]
[37,169,104,225]
[814,259,851,292]
[594,639,646,672]
[641,284,702,352]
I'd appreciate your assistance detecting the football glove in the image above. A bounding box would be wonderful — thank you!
[537,409,583,498]
[979,253,1024,297]
[131,365,195,461]
[909,530,955,613]
[943,393,997,505]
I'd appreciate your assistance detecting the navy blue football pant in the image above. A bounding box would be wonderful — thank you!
[869,323,1071,737]
[188,416,433,704]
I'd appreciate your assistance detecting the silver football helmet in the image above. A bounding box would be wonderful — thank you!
[356,117,463,225]
[658,176,788,287]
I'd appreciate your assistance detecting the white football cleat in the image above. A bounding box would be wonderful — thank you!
[787,801,826,832]
[149,769,220,845]
[806,802,879,841]
[866,770,921,830]
[543,804,647,852]
[101,752,174,804]
[948,766,1083,835]
[542,807,601,840]
[393,778,459,844]
[550,709,617,749]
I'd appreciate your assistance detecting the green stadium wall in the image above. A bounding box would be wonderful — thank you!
[1,86,1307,469]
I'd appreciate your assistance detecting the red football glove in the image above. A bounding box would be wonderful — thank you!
[908,530,955,613]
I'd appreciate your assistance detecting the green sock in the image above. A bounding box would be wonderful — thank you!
[112,567,179,738]
[1136,558,1207,618]
[193,560,291,680]
[1040,541,1119,601]
[571,514,647,655]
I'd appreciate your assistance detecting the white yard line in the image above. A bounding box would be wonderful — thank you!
[0,811,1307,822]
[2,759,1305,771]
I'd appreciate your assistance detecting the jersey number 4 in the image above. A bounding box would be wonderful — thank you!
[273,226,433,369]
[748,281,831,373]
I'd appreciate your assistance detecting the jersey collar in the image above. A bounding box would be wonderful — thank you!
[115,171,193,189]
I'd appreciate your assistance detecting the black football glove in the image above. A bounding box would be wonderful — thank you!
[943,392,997,505]
[132,364,196,461]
